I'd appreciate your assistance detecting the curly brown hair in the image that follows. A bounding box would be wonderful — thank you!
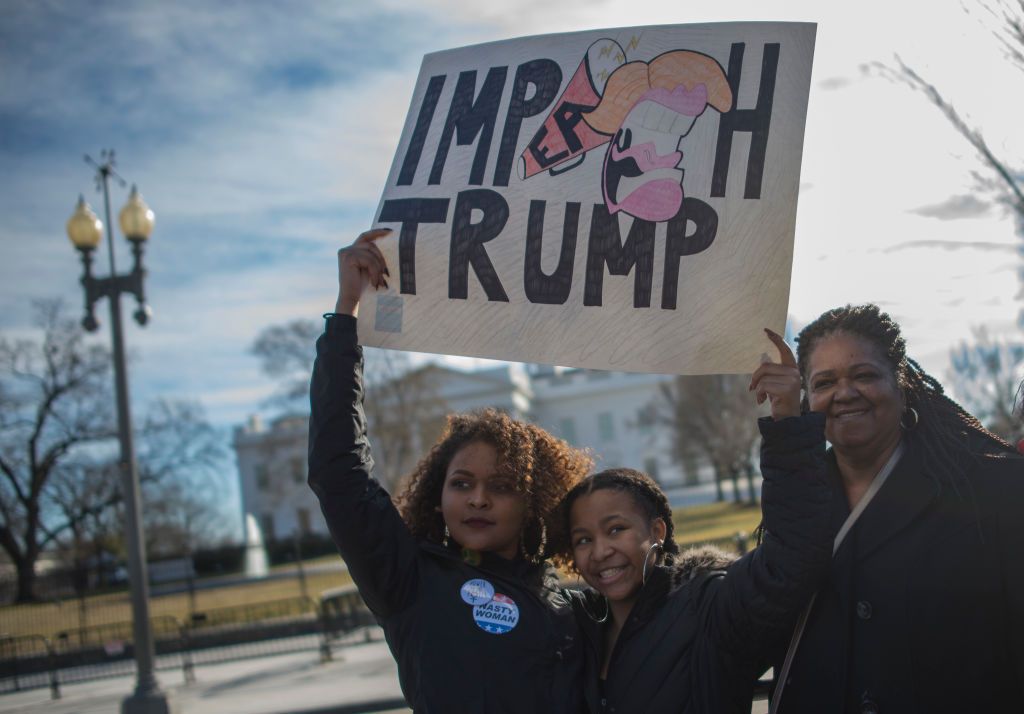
[396,408,593,561]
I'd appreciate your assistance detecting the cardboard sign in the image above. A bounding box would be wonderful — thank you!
[359,22,816,374]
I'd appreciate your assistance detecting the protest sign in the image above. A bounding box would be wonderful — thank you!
[359,22,816,374]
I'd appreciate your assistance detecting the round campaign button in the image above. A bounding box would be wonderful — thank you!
[460,578,495,606]
[472,592,519,635]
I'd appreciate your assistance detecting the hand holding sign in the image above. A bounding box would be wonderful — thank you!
[749,328,801,420]
[336,229,392,316]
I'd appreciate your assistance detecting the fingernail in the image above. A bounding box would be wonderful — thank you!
[384,267,391,277]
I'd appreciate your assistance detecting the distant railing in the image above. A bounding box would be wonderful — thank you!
[0,592,377,698]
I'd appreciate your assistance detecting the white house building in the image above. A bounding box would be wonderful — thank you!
[234,363,702,542]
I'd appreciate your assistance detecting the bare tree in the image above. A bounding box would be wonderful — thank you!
[0,302,232,601]
[656,374,765,504]
[0,301,116,602]
[949,328,1024,444]
[878,1,1024,322]
[137,399,230,557]
[44,399,229,569]
[48,460,122,590]
[363,356,448,491]
[250,318,448,491]
[249,319,322,408]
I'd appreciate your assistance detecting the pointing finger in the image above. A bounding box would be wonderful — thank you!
[356,228,392,245]
[764,328,796,368]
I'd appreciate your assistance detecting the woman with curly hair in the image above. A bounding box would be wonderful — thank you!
[554,330,834,714]
[308,229,593,714]
[770,303,1024,714]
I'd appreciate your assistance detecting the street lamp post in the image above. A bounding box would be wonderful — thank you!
[66,150,175,714]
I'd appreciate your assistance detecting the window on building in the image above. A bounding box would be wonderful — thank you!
[260,513,276,543]
[291,456,304,483]
[598,413,615,442]
[643,457,660,481]
[297,508,312,535]
[560,417,577,444]
[255,464,270,491]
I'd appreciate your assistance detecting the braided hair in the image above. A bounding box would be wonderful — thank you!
[1015,378,1024,424]
[795,304,1015,494]
[554,468,679,569]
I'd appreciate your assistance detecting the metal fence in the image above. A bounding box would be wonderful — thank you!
[0,588,376,699]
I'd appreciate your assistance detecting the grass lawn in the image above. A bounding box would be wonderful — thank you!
[0,500,761,640]
[674,501,762,549]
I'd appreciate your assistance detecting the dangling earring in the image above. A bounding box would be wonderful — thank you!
[900,406,920,431]
[580,593,609,623]
[520,521,548,564]
[442,524,450,547]
[642,540,664,586]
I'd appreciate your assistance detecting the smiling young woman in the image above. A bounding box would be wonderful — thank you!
[552,329,834,714]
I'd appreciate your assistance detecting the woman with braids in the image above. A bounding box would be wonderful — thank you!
[308,229,593,713]
[770,304,1024,714]
[555,330,834,714]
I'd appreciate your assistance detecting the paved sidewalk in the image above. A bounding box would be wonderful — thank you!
[0,635,770,713]
[0,638,409,714]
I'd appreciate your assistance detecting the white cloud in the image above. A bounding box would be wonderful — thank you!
[2,0,1022,428]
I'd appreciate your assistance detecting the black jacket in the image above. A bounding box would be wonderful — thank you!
[570,413,833,714]
[776,440,1024,714]
[308,315,584,714]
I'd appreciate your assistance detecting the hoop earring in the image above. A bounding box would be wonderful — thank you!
[442,524,450,547]
[581,593,609,624]
[642,540,664,586]
[520,521,547,564]
[900,406,919,431]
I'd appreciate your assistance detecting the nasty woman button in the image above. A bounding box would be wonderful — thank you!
[473,593,519,634]
[460,578,495,606]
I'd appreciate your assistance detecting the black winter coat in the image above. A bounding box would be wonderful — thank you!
[308,315,584,714]
[570,413,833,714]
[776,441,1024,714]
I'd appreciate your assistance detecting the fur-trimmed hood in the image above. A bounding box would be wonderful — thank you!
[669,543,737,586]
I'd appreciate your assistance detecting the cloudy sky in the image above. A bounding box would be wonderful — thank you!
[1,0,1021,531]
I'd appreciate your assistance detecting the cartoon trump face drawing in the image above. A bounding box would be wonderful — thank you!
[583,51,733,222]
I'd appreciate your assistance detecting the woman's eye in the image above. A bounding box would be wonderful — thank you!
[573,536,590,548]
[812,379,833,391]
[491,481,514,493]
[609,525,626,535]
[854,371,878,382]
[450,479,468,489]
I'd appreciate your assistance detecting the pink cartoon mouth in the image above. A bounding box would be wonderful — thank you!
[609,140,682,174]
[610,179,684,222]
[603,138,684,222]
